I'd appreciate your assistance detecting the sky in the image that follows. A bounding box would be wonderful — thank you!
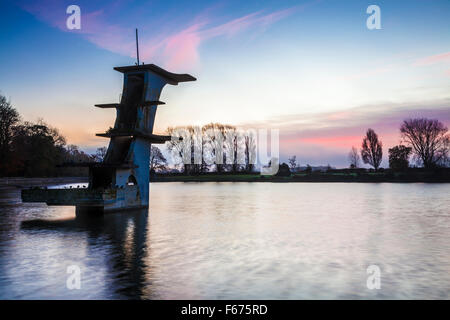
[0,0,449,167]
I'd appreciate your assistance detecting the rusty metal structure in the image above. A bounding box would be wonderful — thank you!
[22,63,196,214]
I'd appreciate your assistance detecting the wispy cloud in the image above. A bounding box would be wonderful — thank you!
[239,99,450,166]
[18,0,303,70]
[413,51,450,66]
[245,99,450,133]
[338,51,450,81]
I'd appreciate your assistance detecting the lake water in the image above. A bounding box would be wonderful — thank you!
[0,182,449,299]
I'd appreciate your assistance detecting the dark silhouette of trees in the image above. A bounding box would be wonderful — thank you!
[93,147,107,162]
[305,164,312,173]
[166,126,189,173]
[400,118,449,168]
[224,125,239,172]
[221,124,236,173]
[0,94,103,177]
[348,146,360,168]
[200,125,211,173]
[150,145,167,173]
[244,130,256,172]
[288,155,297,172]
[361,128,383,170]
[275,163,291,176]
[60,144,93,176]
[201,123,224,173]
[167,125,215,174]
[0,95,20,174]
[388,145,412,170]
[9,120,67,176]
[187,126,202,174]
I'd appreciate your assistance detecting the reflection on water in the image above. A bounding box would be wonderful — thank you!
[0,182,449,299]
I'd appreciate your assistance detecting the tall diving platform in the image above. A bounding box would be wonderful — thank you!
[21,64,196,214]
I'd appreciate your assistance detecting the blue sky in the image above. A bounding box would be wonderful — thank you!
[0,0,449,167]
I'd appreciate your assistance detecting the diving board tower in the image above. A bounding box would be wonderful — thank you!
[91,63,196,211]
[22,58,195,214]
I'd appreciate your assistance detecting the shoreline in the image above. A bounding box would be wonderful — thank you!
[1,172,449,187]
[152,171,450,183]
[0,177,88,188]
[152,178,450,183]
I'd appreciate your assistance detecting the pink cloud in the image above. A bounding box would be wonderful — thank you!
[162,24,203,70]
[413,52,450,66]
[339,51,450,81]
[299,135,362,148]
[200,7,294,40]
[134,6,300,70]
[19,0,300,70]
[241,100,450,166]
[156,7,298,69]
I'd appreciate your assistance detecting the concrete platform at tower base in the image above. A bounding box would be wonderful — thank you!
[21,186,146,215]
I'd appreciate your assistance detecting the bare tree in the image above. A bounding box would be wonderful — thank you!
[200,124,213,173]
[288,155,297,172]
[189,126,202,174]
[222,124,238,172]
[244,129,256,172]
[0,95,20,168]
[348,146,360,168]
[223,125,239,172]
[93,147,107,162]
[400,118,449,168]
[150,146,167,172]
[166,126,190,173]
[361,128,383,170]
[205,123,227,173]
[202,123,226,173]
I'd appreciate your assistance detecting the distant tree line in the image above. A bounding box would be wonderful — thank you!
[3,91,448,177]
[346,118,449,170]
[285,117,449,173]
[0,94,106,177]
[165,123,256,174]
[150,145,167,174]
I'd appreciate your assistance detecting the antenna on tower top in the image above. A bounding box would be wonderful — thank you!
[135,28,140,65]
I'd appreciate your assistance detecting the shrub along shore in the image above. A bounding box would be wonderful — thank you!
[2,168,449,189]
[152,168,450,183]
